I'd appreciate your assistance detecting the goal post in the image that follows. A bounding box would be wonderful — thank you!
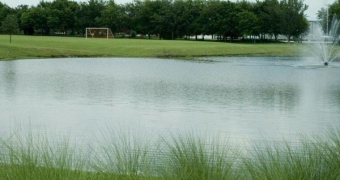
[85,28,114,39]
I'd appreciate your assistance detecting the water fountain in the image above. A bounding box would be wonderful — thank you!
[308,15,340,66]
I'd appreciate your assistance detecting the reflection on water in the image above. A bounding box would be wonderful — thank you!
[1,61,17,98]
[0,57,340,144]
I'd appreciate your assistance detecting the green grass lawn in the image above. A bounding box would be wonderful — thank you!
[0,35,303,60]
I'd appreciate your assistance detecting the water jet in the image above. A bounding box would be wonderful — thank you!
[307,15,340,65]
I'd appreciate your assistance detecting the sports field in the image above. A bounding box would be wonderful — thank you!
[0,35,303,60]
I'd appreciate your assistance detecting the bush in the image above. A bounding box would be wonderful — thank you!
[130,30,137,38]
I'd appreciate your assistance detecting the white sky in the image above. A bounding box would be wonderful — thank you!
[0,0,334,20]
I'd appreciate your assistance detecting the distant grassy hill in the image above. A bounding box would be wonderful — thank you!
[0,35,303,60]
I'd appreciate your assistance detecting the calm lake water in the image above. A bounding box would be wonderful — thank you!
[1,57,340,145]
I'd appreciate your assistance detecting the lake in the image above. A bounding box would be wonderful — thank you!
[1,57,340,146]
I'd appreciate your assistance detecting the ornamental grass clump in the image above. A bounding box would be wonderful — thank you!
[90,126,156,180]
[0,127,91,180]
[1,125,340,180]
[312,127,340,178]
[159,132,239,180]
[242,129,340,180]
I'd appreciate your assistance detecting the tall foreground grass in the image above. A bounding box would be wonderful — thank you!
[0,126,340,179]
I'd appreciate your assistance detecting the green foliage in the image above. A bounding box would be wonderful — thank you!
[0,0,311,41]
[49,0,78,35]
[238,11,260,38]
[322,1,340,35]
[1,15,19,34]
[0,2,14,23]
[279,0,309,42]
[255,0,282,40]
[78,0,107,33]
[21,6,49,35]
[14,5,31,35]
[130,30,137,38]
[96,0,120,32]
[1,15,19,43]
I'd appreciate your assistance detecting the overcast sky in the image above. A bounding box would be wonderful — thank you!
[0,0,334,20]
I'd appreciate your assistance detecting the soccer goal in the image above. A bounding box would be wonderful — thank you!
[85,28,114,39]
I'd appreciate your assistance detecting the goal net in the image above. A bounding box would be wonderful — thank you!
[86,28,114,39]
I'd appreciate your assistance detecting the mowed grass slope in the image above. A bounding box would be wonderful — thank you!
[0,35,302,60]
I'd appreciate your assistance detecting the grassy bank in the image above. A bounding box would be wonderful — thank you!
[0,35,303,60]
[0,126,340,179]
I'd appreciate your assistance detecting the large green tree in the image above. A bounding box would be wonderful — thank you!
[133,0,162,39]
[280,0,309,42]
[321,1,340,36]
[76,0,106,34]
[47,0,78,35]
[172,0,190,39]
[185,0,205,40]
[151,0,174,39]
[200,0,216,39]
[238,10,260,41]
[1,14,19,43]
[96,0,121,33]
[20,4,50,35]
[215,1,240,41]
[236,1,259,41]
[0,2,13,23]
[119,2,139,35]
[317,7,329,34]
[255,0,282,40]
[14,5,31,34]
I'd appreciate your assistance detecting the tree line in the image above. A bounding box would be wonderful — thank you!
[0,0,309,42]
